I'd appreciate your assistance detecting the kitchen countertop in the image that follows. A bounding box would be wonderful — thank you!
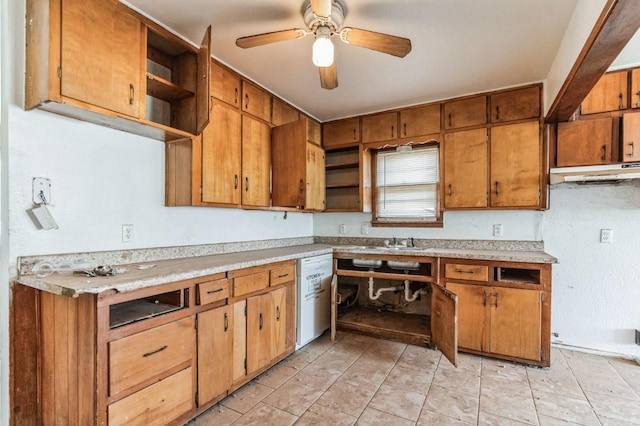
[17,243,556,297]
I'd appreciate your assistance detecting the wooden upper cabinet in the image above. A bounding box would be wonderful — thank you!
[362,112,398,143]
[306,117,322,145]
[271,98,300,126]
[444,96,487,130]
[59,0,142,118]
[242,81,271,122]
[211,61,241,108]
[443,129,488,209]
[632,69,640,109]
[490,86,540,123]
[490,121,541,208]
[202,101,242,205]
[622,112,640,162]
[557,117,613,167]
[581,70,628,115]
[272,119,325,210]
[400,104,441,138]
[323,118,361,148]
[241,115,271,207]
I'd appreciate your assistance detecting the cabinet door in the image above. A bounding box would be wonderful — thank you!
[556,117,613,167]
[443,96,487,130]
[195,27,212,135]
[323,118,361,148]
[306,143,326,211]
[431,284,458,367]
[246,293,273,374]
[306,117,322,145]
[197,305,232,406]
[242,81,271,122]
[581,70,628,115]
[211,61,241,108]
[489,287,542,361]
[622,112,640,162]
[490,121,540,208]
[242,115,271,207]
[490,86,540,123]
[272,98,300,126]
[202,102,241,204]
[443,129,488,208]
[270,287,288,360]
[232,301,247,383]
[271,119,307,208]
[400,104,441,138]
[632,69,640,109]
[61,0,142,117]
[362,112,398,143]
[445,283,489,352]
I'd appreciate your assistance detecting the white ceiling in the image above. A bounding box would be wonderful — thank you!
[122,0,579,122]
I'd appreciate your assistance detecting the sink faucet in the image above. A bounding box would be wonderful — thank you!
[392,235,397,245]
[410,237,416,247]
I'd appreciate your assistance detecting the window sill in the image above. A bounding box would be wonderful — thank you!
[372,220,443,228]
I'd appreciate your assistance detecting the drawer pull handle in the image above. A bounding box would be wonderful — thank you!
[129,84,135,105]
[234,174,239,190]
[448,184,452,197]
[234,88,239,104]
[455,269,475,274]
[494,181,499,196]
[143,345,168,358]
[276,306,281,321]
[637,90,640,107]
[245,93,249,109]
[601,145,607,161]
[209,95,213,112]
[483,292,487,306]
[245,177,249,192]
[493,292,499,308]
[628,141,635,157]
[448,113,452,127]
[224,312,229,332]
[259,313,263,330]
[391,125,394,138]
[277,273,289,278]
[495,106,500,120]
[619,93,624,110]
[207,288,224,294]
[403,122,407,136]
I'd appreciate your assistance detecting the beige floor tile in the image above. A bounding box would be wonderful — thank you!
[355,407,416,426]
[482,358,528,380]
[289,362,343,391]
[383,364,434,395]
[220,382,274,414]
[295,403,358,426]
[230,402,298,426]
[358,350,402,369]
[532,389,599,425]
[423,385,479,424]
[608,357,640,397]
[575,371,638,400]
[192,405,241,425]
[315,377,377,417]
[280,347,319,370]
[585,389,640,424]
[368,382,426,422]
[433,367,481,397]
[478,412,531,425]
[397,345,441,374]
[598,414,640,425]
[341,359,393,388]
[526,367,585,399]
[481,374,532,397]
[479,383,538,425]
[338,332,378,349]
[262,380,323,416]
[312,347,360,372]
[367,339,407,359]
[438,352,482,376]
[537,414,583,426]
[418,410,473,425]
[254,363,299,388]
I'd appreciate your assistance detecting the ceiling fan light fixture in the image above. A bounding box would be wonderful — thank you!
[313,35,334,67]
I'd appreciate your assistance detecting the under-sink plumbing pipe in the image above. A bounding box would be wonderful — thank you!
[367,277,404,301]
[404,279,420,302]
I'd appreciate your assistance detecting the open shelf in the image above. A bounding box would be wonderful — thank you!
[110,290,184,329]
[146,73,194,103]
[337,306,431,346]
[326,161,360,170]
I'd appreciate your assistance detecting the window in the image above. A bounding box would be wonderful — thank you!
[373,144,440,226]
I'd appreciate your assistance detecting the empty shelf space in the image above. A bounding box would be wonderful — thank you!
[337,306,431,346]
[110,290,184,329]
[146,73,194,102]
[495,267,541,284]
[326,161,360,170]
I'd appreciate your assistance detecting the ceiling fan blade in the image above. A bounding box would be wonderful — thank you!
[340,27,412,58]
[319,62,338,90]
[236,29,307,48]
[310,0,332,18]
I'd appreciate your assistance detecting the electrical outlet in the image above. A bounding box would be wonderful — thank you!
[600,229,613,243]
[122,224,134,242]
[493,224,503,237]
[339,224,347,234]
[361,224,369,235]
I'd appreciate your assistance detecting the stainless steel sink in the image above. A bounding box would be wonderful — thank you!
[387,260,421,271]
[352,258,383,268]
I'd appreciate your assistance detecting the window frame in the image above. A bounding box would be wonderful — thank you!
[372,141,443,228]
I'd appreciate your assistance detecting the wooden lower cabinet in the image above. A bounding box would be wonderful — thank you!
[442,259,550,366]
[12,260,297,425]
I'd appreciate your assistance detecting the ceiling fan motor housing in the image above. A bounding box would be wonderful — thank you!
[303,0,346,34]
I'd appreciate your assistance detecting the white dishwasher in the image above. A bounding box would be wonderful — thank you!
[296,254,333,349]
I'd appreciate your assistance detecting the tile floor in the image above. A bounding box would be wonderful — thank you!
[190,332,640,425]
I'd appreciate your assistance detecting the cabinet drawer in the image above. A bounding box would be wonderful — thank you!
[445,263,489,281]
[197,279,230,304]
[233,271,269,296]
[109,317,194,396]
[270,265,295,286]
[108,367,193,426]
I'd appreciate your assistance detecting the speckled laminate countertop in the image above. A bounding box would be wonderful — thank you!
[17,243,556,297]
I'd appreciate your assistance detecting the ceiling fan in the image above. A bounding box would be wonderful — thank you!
[235,0,412,90]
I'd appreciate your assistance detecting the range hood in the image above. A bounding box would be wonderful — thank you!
[550,162,640,184]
